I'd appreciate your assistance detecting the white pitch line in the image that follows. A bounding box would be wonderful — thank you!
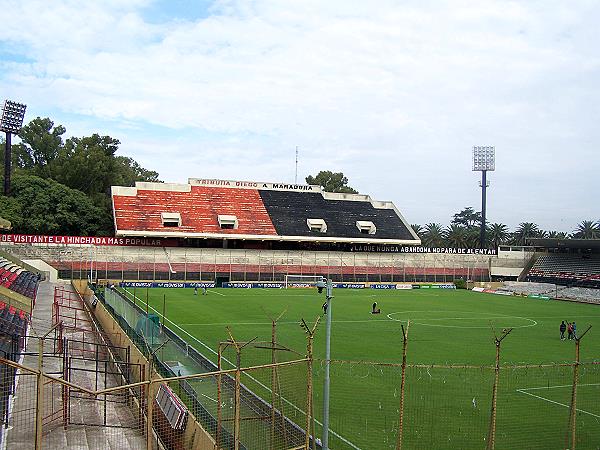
[207,289,226,296]
[516,389,600,419]
[386,311,538,329]
[122,287,361,450]
[518,383,600,391]
[179,319,390,326]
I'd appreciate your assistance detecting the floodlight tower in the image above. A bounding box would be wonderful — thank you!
[1,100,27,196]
[472,146,495,248]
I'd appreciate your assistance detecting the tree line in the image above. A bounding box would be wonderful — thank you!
[304,173,599,248]
[0,117,160,235]
[411,207,600,249]
[1,118,597,245]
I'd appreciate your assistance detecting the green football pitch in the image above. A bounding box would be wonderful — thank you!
[123,287,600,449]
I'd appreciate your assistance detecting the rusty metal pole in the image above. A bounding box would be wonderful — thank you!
[270,319,277,450]
[146,380,156,450]
[567,325,591,450]
[486,341,501,450]
[234,350,241,450]
[486,327,511,450]
[305,332,313,450]
[217,345,223,450]
[395,320,410,450]
[569,340,580,450]
[301,317,319,450]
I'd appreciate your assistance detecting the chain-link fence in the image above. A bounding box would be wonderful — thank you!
[3,355,599,450]
[4,283,599,450]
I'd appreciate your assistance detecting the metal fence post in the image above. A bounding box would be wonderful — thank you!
[395,320,410,450]
[146,380,156,450]
[486,328,512,450]
[567,325,591,450]
[301,317,320,450]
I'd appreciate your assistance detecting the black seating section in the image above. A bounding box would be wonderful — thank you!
[0,258,40,300]
[0,302,27,338]
[259,190,414,240]
[527,254,600,288]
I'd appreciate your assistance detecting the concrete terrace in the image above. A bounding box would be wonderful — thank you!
[5,281,147,450]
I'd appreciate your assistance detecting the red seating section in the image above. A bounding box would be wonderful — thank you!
[113,186,277,236]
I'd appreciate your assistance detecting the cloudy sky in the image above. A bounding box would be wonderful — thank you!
[1,0,598,232]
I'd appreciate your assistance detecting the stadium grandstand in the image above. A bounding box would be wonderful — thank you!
[525,238,600,288]
[111,178,419,246]
[0,178,500,284]
[2,178,600,449]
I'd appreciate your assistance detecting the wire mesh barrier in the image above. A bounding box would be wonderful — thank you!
[11,285,590,449]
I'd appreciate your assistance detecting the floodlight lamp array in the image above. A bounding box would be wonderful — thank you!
[0,100,27,134]
[472,146,495,172]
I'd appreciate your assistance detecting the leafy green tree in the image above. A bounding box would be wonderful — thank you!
[573,220,600,239]
[305,171,358,193]
[8,175,104,235]
[451,207,482,229]
[14,117,66,177]
[0,195,21,229]
[422,223,445,247]
[52,134,120,199]
[113,156,161,186]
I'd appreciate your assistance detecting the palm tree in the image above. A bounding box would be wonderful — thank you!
[411,224,423,237]
[445,224,469,248]
[547,231,569,239]
[573,220,600,239]
[422,223,446,247]
[513,222,541,245]
[487,223,509,248]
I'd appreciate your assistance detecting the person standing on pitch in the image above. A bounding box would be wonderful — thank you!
[194,286,198,295]
[572,322,577,339]
[567,322,573,340]
[560,321,566,340]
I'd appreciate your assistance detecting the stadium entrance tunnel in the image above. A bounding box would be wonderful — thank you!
[215,276,229,287]
[386,310,537,329]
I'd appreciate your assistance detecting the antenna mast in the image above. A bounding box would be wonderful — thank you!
[295,146,299,184]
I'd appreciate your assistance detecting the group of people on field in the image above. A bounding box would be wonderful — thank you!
[559,320,577,340]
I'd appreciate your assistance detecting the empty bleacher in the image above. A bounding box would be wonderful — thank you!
[112,184,278,236]
[111,180,420,244]
[527,254,600,288]
[258,190,414,240]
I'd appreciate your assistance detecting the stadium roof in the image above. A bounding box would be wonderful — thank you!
[111,178,421,245]
[527,238,600,250]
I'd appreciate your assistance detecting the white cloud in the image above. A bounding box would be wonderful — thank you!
[0,0,599,231]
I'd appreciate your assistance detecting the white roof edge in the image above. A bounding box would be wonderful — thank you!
[114,229,421,245]
[111,186,138,196]
[135,182,191,192]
